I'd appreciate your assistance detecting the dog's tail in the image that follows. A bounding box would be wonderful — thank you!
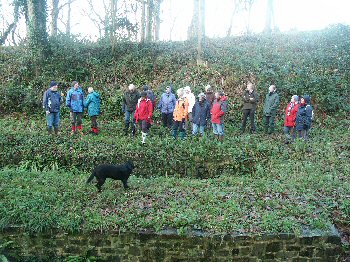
[86,171,95,184]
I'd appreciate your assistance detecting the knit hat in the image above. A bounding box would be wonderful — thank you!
[71,81,78,87]
[184,86,191,92]
[140,91,147,97]
[50,81,58,87]
[143,85,149,91]
[292,95,299,102]
[198,92,206,99]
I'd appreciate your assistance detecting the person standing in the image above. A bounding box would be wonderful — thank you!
[66,81,84,135]
[134,91,153,144]
[263,85,280,134]
[157,86,176,128]
[192,93,210,136]
[183,86,196,128]
[84,87,101,135]
[205,85,215,109]
[122,84,140,136]
[241,82,259,134]
[172,88,189,139]
[210,91,228,141]
[44,81,62,135]
[283,95,299,144]
[143,85,156,109]
[295,95,313,141]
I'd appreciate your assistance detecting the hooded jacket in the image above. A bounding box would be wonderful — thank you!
[158,91,176,114]
[192,100,210,126]
[66,87,84,113]
[210,96,228,124]
[84,91,101,117]
[44,89,61,113]
[173,97,189,122]
[295,95,313,130]
[284,102,299,127]
[134,98,153,123]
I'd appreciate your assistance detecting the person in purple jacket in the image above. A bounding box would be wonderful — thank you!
[157,86,176,128]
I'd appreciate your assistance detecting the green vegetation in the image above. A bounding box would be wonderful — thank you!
[0,115,349,235]
[0,27,349,238]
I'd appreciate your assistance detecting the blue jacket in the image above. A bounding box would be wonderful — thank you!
[84,91,101,117]
[157,92,176,114]
[44,89,61,113]
[66,87,84,113]
[192,100,210,126]
[295,95,313,131]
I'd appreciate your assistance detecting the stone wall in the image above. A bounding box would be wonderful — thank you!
[0,229,345,261]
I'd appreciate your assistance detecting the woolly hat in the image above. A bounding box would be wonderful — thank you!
[198,92,206,99]
[143,85,149,91]
[292,95,299,102]
[140,91,147,97]
[184,86,191,92]
[50,81,58,87]
[71,81,78,87]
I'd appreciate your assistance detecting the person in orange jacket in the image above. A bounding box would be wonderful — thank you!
[172,88,189,139]
[134,91,153,144]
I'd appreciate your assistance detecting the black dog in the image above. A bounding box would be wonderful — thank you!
[86,161,135,192]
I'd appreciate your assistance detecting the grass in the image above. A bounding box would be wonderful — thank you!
[0,115,349,236]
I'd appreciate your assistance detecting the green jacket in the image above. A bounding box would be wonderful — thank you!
[263,92,280,116]
[242,90,259,110]
[122,91,140,112]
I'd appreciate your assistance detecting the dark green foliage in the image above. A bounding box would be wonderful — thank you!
[1,26,349,117]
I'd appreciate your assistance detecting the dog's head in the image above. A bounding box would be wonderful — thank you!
[126,160,135,170]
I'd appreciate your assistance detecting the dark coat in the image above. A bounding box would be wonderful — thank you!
[263,91,280,116]
[242,90,259,110]
[44,89,61,113]
[192,100,210,126]
[295,95,313,131]
[123,91,140,112]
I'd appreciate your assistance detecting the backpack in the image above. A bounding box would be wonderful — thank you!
[306,104,314,121]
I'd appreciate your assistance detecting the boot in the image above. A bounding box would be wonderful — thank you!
[179,131,186,139]
[172,129,178,139]
[124,122,129,135]
[77,125,84,135]
[94,127,99,135]
[71,126,76,135]
[48,127,53,134]
[54,127,59,135]
[219,135,224,142]
[141,132,147,144]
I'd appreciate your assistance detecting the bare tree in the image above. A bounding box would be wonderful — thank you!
[244,0,254,34]
[197,0,205,65]
[145,0,153,42]
[50,0,59,36]
[264,0,274,33]
[153,0,163,41]
[0,1,21,45]
[226,0,245,37]
[140,0,146,42]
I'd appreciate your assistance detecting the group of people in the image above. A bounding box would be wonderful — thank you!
[122,84,228,143]
[43,80,101,135]
[42,80,313,144]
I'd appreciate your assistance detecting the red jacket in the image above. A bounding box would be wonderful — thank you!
[284,102,299,127]
[135,98,153,123]
[210,96,228,124]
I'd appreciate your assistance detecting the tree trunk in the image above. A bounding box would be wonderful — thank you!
[140,0,146,42]
[153,0,162,41]
[50,0,59,36]
[0,1,20,45]
[264,0,274,33]
[196,0,205,65]
[146,0,153,42]
[188,0,199,40]
[66,0,71,35]
[26,0,49,60]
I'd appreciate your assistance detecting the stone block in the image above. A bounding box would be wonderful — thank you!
[239,247,251,256]
[251,243,266,256]
[266,242,282,253]
[326,235,342,245]
[299,247,315,257]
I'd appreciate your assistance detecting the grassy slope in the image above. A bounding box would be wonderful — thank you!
[0,116,349,236]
